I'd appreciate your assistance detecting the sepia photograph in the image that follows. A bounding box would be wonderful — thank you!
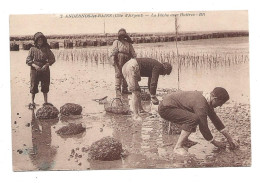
[9,10,250,171]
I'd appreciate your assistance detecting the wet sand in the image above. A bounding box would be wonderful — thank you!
[11,37,250,171]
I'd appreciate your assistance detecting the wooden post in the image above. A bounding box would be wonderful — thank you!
[175,16,180,90]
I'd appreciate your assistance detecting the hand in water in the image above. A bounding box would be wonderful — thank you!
[228,140,239,150]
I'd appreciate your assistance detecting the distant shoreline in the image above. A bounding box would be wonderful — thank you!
[10,31,249,51]
[10,30,249,40]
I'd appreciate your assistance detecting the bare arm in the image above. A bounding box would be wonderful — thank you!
[194,102,226,148]
[208,108,238,149]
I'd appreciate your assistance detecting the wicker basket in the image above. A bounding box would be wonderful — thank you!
[104,98,130,115]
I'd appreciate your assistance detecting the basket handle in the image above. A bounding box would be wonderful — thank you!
[110,98,123,107]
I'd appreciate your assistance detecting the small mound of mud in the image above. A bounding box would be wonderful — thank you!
[36,105,59,119]
[104,98,130,115]
[56,123,86,136]
[60,103,83,116]
[89,136,123,161]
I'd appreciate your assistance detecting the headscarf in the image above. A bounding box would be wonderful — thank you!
[118,28,133,43]
[33,32,50,48]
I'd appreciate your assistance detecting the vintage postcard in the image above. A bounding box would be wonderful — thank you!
[10,10,250,171]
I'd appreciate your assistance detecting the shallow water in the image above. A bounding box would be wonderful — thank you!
[11,37,251,171]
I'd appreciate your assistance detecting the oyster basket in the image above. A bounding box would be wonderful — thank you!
[104,98,130,115]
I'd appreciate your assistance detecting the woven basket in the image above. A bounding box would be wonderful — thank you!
[104,98,130,115]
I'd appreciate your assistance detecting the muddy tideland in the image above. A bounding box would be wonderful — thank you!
[11,37,250,171]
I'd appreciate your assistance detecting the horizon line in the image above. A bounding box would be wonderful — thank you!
[10,30,249,37]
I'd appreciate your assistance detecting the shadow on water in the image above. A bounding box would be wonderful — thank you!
[22,94,251,170]
[11,38,250,170]
[29,109,58,170]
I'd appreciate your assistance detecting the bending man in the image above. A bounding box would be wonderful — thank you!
[122,58,172,121]
[158,87,239,155]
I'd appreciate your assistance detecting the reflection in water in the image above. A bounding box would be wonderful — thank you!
[11,38,250,170]
[56,116,87,139]
[22,95,249,170]
[29,109,58,170]
[59,115,83,124]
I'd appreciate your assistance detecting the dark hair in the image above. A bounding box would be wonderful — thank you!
[162,62,172,75]
[211,87,230,102]
[118,28,126,34]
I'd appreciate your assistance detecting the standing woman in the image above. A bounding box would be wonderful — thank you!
[110,28,137,94]
[26,32,55,108]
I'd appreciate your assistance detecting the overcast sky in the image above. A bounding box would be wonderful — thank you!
[9,10,248,36]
